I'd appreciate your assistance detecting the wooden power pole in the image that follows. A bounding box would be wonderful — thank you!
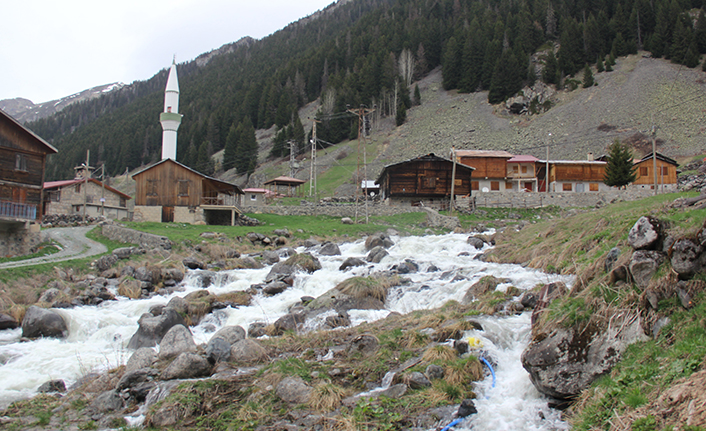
[347,105,375,224]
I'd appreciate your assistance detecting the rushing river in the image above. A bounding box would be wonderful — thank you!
[0,232,572,429]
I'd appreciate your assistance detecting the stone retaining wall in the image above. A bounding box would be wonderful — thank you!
[101,224,172,249]
[457,189,656,209]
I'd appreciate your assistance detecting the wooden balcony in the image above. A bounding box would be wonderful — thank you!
[0,201,37,221]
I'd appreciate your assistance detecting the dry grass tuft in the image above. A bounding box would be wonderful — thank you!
[337,277,388,302]
[422,345,457,363]
[309,382,347,412]
[402,330,431,349]
[8,304,26,323]
[445,357,484,385]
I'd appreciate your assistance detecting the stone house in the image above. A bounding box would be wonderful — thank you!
[43,175,131,220]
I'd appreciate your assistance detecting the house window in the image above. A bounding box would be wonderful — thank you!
[521,166,528,174]
[15,154,27,171]
[178,180,189,197]
[505,181,513,190]
[120,197,127,207]
[50,191,61,202]
[423,177,436,188]
[640,167,648,176]
[512,166,519,173]
[563,183,573,191]
[75,184,81,193]
[589,183,599,191]
[491,181,500,191]
[471,181,479,191]
[661,167,669,176]
[250,194,257,201]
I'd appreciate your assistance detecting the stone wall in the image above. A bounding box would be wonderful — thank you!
[101,224,172,250]
[133,206,162,222]
[0,222,43,257]
[174,206,204,224]
[457,189,656,209]
[241,203,425,217]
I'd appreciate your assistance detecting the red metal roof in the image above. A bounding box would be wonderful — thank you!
[507,155,539,163]
[44,178,132,200]
[455,150,514,158]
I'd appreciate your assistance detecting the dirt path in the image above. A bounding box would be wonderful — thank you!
[0,226,107,269]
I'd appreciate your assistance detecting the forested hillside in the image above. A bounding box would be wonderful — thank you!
[27,0,706,181]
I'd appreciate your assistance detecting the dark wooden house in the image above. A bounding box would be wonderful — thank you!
[132,159,243,225]
[375,153,474,209]
[0,109,57,256]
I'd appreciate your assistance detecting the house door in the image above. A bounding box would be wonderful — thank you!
[162,206,174,222]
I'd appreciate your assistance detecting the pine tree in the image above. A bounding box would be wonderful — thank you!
[235,118,258,176]
[413,84,421,106]
[596,56,605,72]
[396,103,407,126]
[582,64,595,88]
[604,140,637,188]
[223,124,239,172]
[542,50,559,85]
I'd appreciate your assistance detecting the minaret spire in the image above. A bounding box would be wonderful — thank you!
[160,58,182,160]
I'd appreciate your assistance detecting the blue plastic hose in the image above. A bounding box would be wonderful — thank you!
[440,417,465,431]
[480,357,496,388]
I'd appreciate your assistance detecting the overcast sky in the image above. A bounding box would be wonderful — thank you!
[1,0,335,103]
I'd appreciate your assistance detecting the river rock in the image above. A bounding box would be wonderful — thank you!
[604,247,621,272]
[125,347,158,373]
[467,236,485,250]
[206,337,232,363]
[339,257,366,271]
[393,259,418,274]
[348,334,379,356]
[462,276,507,304]
[405,371,431,389]
[89,389,124,414]
[319,242,341,256]
[182,257,205,270]
[278,247,297,258]
[160,352,212,380]
[522,316,648,400]
[263,281,290,296]
[248,322,268,338]
[266,263,296,283]
[113,247,135,259]
[457,399,478,417]
[38,379,66,393]
[95,254,118,272]
[365,232,394,251]
[127,307,187,349]
[341,217,354,225]
[116,367,159,391]
[0,313,19,330]
[230,339,268,363]
[158,324,196,360]
[262,250,280,265]
[211,325,246,345]
[425,364,444,380]
[21,306,68,339]
[629,250,666,288]
[628,216,665,250]
[38,288,62,304]
[325,310,351,328]
[670,238,704,278]
[366,246,389,263]
[273,228,290,237]
[274,312,306,335]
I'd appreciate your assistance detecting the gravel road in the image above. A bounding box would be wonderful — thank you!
[0,226,107,269]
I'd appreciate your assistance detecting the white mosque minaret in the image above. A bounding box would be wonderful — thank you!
[160,57,182,160]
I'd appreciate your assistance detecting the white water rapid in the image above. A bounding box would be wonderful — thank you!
[0,232,572,430]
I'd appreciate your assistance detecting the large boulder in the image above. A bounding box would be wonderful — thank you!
[206,337,232,363]
[210,325,246,345]
[21,306,68,339]
[628,216,665,250]
[670,238,704,279]
[319,242,342,256]
[158,325,196,360]
[276,377,311,404]
[0,313,19,330]
[125,347,158,374]
[629,250,666,289]
[160,352,212,380]
[339,257,366,271]
[366,246,389,263]
[522,316,648,400]
[127,307,187,349]
[230,339,268,363]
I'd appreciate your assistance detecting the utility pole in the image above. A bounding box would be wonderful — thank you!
[288,140,296,177]
[309,119,320,198]
[651,125,658,196]
[100,164,106,216]
[449,146,457,215]
[347,105,375,224]
[546,133,551,193]
[83,150,89,223]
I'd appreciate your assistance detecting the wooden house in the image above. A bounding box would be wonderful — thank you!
[375,153,474,209]
[455,150,513,192]
[506,155,539,192]
[540,160,608,192]
[0,109,57,256]
[132,159,243,225]
[263,176,306,197]
[43,176,131,220]
[632,153,678,191]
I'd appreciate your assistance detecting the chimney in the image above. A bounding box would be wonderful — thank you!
[587,152,594,161]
